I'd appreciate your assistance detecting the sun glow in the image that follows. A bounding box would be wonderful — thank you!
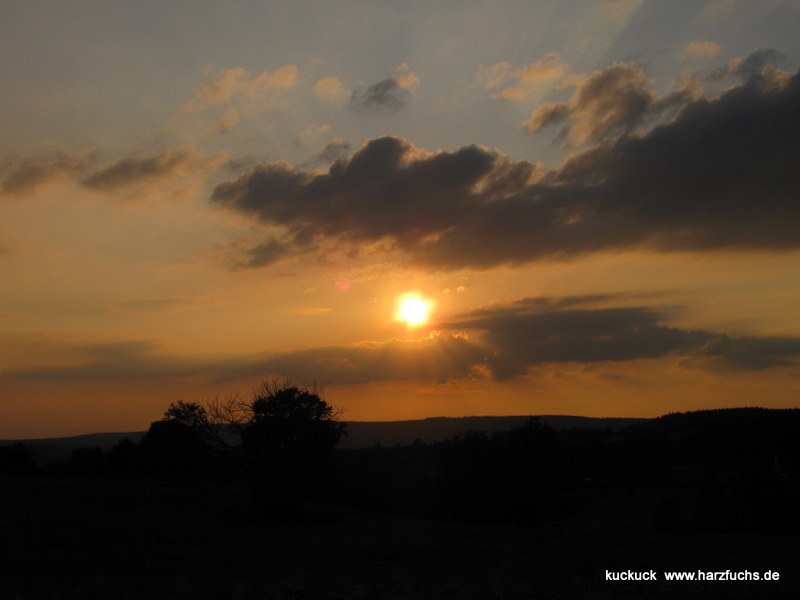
[396,293,432,327]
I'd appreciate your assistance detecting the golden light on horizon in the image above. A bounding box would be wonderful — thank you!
[396,293,433,328]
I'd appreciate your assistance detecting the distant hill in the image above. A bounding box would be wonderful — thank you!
[1,415,644,465]
[0,432,147,466]
[340,415,644,448]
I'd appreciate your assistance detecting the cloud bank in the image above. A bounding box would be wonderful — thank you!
[213,64,800,271]
[6,296,800,386]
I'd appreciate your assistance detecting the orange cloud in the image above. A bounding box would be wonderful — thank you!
[313,76,346,101]
[180,64,298,113]
[477,54,569,101]
[679,40,722,60]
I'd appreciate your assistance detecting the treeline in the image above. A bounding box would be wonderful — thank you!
[330,408,800,532]
[0,431,220,480]
[2,405,800,532]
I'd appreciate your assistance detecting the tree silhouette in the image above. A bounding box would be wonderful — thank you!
[242,380,346,515]
[141,380,346,514]
[140,404,215,481]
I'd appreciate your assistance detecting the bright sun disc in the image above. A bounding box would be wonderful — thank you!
[396,294,432,327]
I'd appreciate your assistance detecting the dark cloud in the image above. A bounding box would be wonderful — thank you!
[211,63,800,270]
[317,139,351,164]
[458,294,641,319]
[236,238,290,269]
[682,335,800,371]
[233,334,485,385]
[444,298,800,381]
[6,297,800,386]
[82,147,200,191]
[525,62,697,144]
[1,152,92,196]
[350,71,419,112]
[212,136,537,258]
[443,303,703,380]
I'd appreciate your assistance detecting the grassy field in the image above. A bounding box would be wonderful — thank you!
[1,476,798,599]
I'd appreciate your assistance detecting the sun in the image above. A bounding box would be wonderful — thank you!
[396,293,432,327]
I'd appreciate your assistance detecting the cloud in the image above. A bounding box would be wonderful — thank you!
[313,76,346,101]
[4,339,202,382]
[112,297,227,316]
[244,333,483,384]
[696,0,737,23]
[350,67,420,112]
[709,48,786,83]
[479,54,569,101]
[81,146,209,192]
[213,64,800,270]
[183,67,246,111]
[212,136,539,257]
[316,138,351,163]
[445,304,700,380]
[682,335,800,371]
[679,40,722,60]
[235,237,291,269]
[180,64,297,113]
[601,0,645,19]
[216,106,240,133]
[298,124,331,146]
[442,297,800,380]
[8,297,800,386]
[524,62,698,144]
[2,332,485,386]
[475,61,514,89]
[1,151,93,196]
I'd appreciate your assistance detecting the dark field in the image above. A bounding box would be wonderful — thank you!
[1,476,798,600]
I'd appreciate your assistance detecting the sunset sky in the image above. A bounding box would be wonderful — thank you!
[3,0,800,438]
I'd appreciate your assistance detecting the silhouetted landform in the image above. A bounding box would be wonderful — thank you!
[341,414,643,448]
[2,405,799,598]
[0,414,642,464]
[3,406,799,532]
[0,431,146,466]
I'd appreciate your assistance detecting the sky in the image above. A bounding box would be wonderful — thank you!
[2,0,800,438]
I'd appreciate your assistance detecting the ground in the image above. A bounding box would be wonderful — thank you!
[1,477,797,599]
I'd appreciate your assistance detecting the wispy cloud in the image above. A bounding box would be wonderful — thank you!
[524,62,698,144]
[81,146,206,192]
[179,65,298,114]
[1,151,94,196]
[477,53,569,101]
